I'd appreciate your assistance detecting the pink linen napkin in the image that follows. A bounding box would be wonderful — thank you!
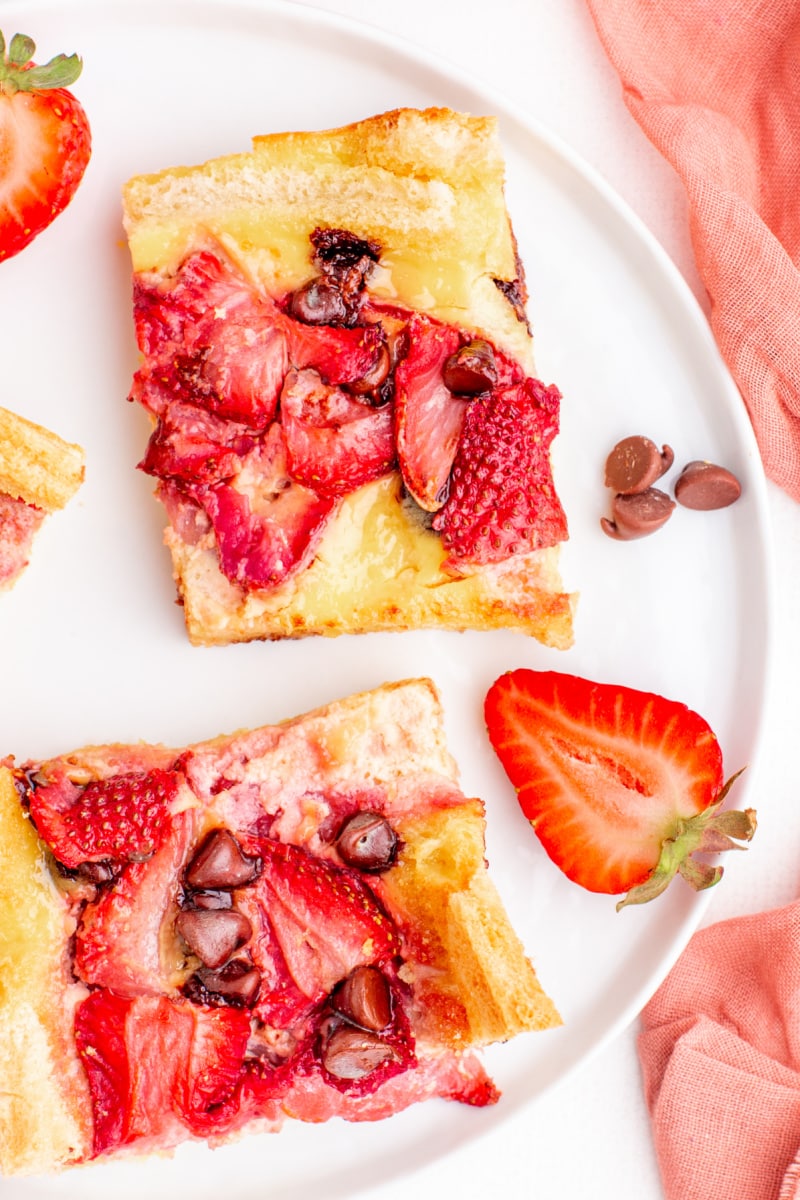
[639,900,800,1200]
[584,0,800,502]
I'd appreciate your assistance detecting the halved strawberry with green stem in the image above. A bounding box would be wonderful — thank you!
[0,32,91,261]
[484,669,755,910]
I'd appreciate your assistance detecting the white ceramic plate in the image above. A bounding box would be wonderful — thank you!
[0,1,772,1196]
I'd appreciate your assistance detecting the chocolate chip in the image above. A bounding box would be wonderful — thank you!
[185,888,233,910]
[674,461,742,510]
[175,908,252,969]
[331,966,392,1032]
[442,340,498,396]
[184,957,262,1008]
[336,812,398,873]
[604,436,674,495]
[289,278,347,326]
[185,828,261,890]
[347,342,391,396]
[320,1025,398,1080]
[601,488,676,540]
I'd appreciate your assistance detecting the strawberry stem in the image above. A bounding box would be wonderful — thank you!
[0,31,82,95]
[617,770,756,911]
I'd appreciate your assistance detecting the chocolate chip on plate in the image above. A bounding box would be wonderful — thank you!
[601,488,676,540]
[674,461,742,510]
[604,436,674,495]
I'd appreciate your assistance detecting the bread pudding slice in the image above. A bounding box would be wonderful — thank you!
[0,407,84,590]
[122,107,574,646]
[0,678,559,1175]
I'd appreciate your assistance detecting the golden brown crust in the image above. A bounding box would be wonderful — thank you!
[122,107,575,648]
[0,407,85,512]
[0,768,91,1175]
[3,680,558,1173]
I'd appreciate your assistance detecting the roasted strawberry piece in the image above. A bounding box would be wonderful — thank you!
[132,251,256,358]
[139,400,256,486]
[281,368,395,499]
[188,424,335,590]
[284,320,388,391]
[75,809,196,993]
[393,313,466,510]
[28,768,178,869]
[433,377,568,565]
[0,33,91,262]
[244,838,400,1012]
[484,669,756,908]
[74,990,250,1154]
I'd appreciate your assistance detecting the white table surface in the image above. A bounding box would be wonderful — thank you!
[283,2,800,1198]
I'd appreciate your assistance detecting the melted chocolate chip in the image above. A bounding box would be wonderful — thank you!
[442,340,498,396]
[336,812,398,873]
[347,342,391,397]
[175,908,253,969]
[320,1025,398,1080]
[289,278,348,326]
[185,888,233,910]
[331,966,392,1032]
[184,957,262,1009]
[311,227,381,273]
[185,828,261,890]
[674,461,742,510]
[604,436,674,495]
[601,488,676,540]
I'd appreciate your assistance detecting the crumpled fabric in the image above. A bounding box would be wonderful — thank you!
[639,900,800,1199]
[585,0,800,501]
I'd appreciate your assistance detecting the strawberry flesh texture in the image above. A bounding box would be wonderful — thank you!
[0,493,43,587]
[139,399,256,487]
[484,669,725,896]
[393,314,466,510]
[284,319,387,388]
[28,768,178,869]
[433,378,568,565]
[74,990,250,1155]
[74,809,197,994]
[281,367,395,499]
[186,424,334,590]
[0,84,91,261]
[243,837,400,1021]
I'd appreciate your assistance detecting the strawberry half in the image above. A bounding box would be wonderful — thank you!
[0,33,91,261]
[484,670,755,909]
[432,378,568,566]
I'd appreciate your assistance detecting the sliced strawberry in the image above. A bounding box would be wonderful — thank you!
[139,400,256,486]
[432,378,568,565]
[132,250,255,358]
[284,320,387,389]
[28,768,178,869]
[484,670,756,908]
[0,34,91,261]
[74,991,249,1156]
[74,809,196,994]
[280,367,395,498]
[174,309,287,430]
[393,313,466,510]
[190,424,335,590]
[246,838,400,1009]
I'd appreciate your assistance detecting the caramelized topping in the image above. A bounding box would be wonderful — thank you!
[335,811,397,872]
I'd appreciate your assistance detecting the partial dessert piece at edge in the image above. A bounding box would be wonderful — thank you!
[122,106,575,647]
[0,677,560,1175]
[0,407,85,590]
